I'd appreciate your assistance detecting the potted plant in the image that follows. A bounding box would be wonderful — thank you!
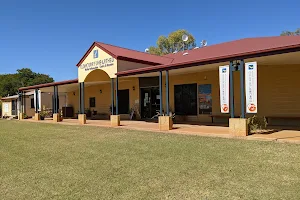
[109,105,116,115]
[39,106,51,120]
[129,108,136,120]
[75,111,79,119]
[85,108,92,117]
[59,109,63,121]
[151,108,175,121]
[40,111,47,120]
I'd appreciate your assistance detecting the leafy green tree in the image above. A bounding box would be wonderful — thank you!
[281,28,300,36]
[148,29,196,55]
[0,68,54,97]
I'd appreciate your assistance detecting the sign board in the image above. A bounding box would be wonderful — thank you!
[219,65,230,113]
[78,47,117,82]
[79,57,115,72]
[245,62,258,113]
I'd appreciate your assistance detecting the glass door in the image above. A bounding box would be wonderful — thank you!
[141,88,151,119]
[11,100,17,115]
[150,87,160,117]
[141,87,160,119]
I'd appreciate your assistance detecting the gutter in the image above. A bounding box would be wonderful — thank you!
[19,79,78,91]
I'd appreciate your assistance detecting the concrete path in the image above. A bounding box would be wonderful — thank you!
[22,118,300,144]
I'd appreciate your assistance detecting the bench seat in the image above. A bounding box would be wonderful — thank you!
[210,115,238,123]
[265,116,300,123]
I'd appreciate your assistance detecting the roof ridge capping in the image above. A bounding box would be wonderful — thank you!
[96,41,175,60]
[76,41,174,67]
[165,35,300,55]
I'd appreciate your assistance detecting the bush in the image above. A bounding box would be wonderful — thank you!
[247,115,268,132]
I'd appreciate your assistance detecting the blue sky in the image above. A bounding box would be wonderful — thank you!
[1,0,299,81]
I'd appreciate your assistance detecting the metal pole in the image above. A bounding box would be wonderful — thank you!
[240,59,245,118]
[35,89,39,113]
[78,83,81,114]
[53,86,56,114]
[56,86,58,113]
[23,91,26,114]
[18,91,21,116]
[79,82,85,114]
[166,70,169,115]
[159,71,163,115]
[81,82,85,114]
[111,78,114,115]
[229,61,234,118]
[116,76,119,115]
[20,91,23,113]
[56,86,59,114]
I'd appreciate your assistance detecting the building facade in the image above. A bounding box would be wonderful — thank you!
[15,36,300,128]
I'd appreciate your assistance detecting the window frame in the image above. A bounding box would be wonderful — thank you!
[30,98,34,109]
[89,97,96,108]
[174,83,197,116]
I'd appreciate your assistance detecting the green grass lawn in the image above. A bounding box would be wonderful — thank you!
[0,120,300,200]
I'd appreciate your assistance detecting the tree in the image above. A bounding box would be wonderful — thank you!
[148,29,196,56]
[281,28,300,36]
[0,68,54,97]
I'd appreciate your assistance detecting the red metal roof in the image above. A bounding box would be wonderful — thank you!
[165,36,300,64]
[1,95,19,101]
[18,36,300,91]
[117,36,300,76]
[19,79,78,91]
[76,42,173,67]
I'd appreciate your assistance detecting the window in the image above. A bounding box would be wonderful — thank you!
[198,84,212,114]
[31,98,34,108]
[89,97,96,108]
[174,84,197,115]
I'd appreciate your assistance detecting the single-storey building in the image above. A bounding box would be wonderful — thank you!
[1,91,67,118]
[9,35,300,134]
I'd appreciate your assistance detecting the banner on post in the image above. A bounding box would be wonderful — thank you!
[245,61,257,113]
[219,65,230,113]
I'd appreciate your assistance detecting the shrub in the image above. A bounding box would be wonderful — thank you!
[247,115,268,132]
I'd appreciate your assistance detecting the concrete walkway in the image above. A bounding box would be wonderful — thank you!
[23,118,300,144]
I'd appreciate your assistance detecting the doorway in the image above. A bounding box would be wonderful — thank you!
[11,99,17,115]
[140,87,160,119]
[118,89,130,114]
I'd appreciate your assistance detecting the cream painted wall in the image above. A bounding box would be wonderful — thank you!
[257,64,300,116]
[24,93,67,117]
[70,63,300,123]
[78,46,117,82]
[161,70,221,123]
[161,64,300,123]
[24,96,35,117]
[67,77,140,117]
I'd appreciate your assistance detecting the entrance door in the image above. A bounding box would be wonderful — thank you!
[141,87,160,119]
[11,100,17,115]
[118,89,130,114]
